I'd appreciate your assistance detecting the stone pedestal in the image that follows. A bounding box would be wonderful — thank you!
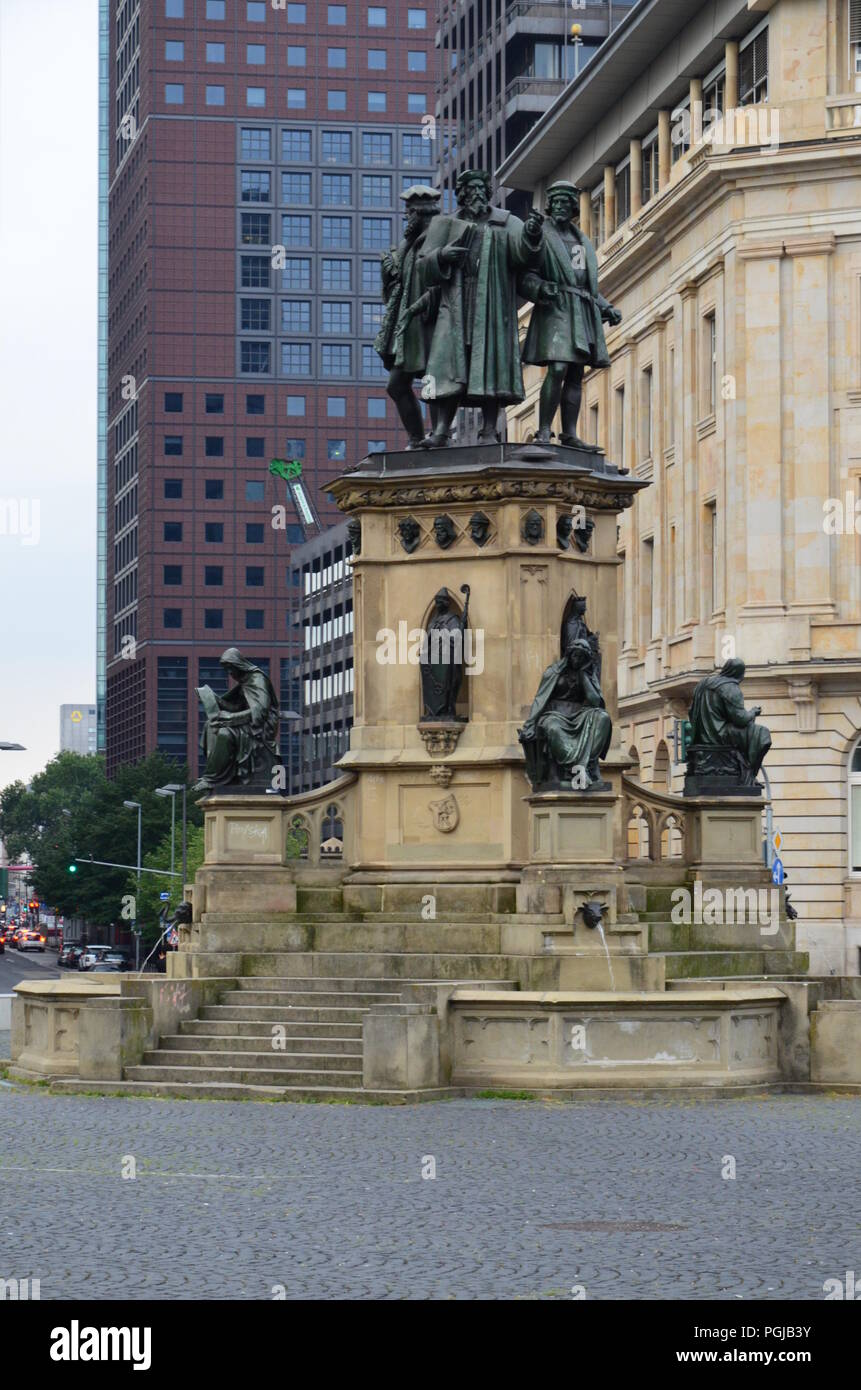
[685,795,766,875]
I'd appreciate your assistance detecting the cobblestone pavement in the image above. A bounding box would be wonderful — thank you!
[0,1089,858,1299]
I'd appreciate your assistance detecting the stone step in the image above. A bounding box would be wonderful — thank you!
[163,1032,362,1055]
[217,989,403,1009]
[662,949,809,980]
[238,951,521,979]
[233,975,402,993]
[648,920,795,952]
[141,1048,362,1072]
[125,1063,363,1088]
[199,1004,371,1023]
[179,1017,363,1039]
[54,1078,433,1104]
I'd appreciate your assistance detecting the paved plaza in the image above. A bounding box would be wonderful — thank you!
[0,1087,858,1300]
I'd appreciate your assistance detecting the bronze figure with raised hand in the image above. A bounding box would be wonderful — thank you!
[374,184,441,449]
[519,180,622,448]
[416,169,544,448]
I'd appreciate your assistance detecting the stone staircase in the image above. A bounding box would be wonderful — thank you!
[636,886,809,981]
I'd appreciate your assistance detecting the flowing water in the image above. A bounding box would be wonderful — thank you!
[595,921,616,991]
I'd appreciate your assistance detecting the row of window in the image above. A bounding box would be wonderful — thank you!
[242,255,383,293]
[165,40,428,71]
[242,127,432,165]
[163,607,268,630]
[164,564,266,585]
[240,212,397,247]
[241,298,383,334]
[163,521,269,542]
[165,1,428,27]
[161,391,387,418]
[234,341,385,376]
[163,477,267,499]
[165,83,427,113]
[242,171,427,207]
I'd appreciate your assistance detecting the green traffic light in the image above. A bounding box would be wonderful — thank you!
[68,864,77,874]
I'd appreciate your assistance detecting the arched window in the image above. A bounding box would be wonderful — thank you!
[849,739,861,874]
[653,739,671,792]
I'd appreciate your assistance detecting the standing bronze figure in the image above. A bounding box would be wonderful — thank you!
[374,185,441,449]
[419,585,471,721]
[416,170,544,448]
[519,181,622,448]
[193,648,279,794]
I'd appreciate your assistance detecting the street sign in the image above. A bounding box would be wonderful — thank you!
[159,891,170,901]
[771,857,784,886]
[772,830,782,853]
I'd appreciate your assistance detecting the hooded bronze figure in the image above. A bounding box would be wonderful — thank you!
[193,648,279,794]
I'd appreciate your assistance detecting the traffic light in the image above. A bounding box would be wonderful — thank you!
[68,863,78,874]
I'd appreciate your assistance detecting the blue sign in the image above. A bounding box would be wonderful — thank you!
[771,857,784,886]
[159,891,170,901]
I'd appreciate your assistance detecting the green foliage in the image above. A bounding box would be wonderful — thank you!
[131,822,206,946]
[0,752,203,930]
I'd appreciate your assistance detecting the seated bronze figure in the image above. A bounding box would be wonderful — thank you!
[519,637,612,792]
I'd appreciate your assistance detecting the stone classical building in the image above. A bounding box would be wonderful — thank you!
[501,0,861,974]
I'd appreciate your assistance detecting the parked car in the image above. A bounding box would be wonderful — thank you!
[103,951,132,970]
[58,943,83,968]
[89,963,124,973]
[17,929,46,953]
[78,946,113,971]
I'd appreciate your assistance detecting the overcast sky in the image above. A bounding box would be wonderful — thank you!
[0,0,97,794]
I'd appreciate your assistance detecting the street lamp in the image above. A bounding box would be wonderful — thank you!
[157,783,188,891]
[154,787,177,881]
[123,800,142,968]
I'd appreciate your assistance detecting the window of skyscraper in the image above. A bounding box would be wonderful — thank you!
[328,48,346,67]
[322,302,351,334]
[205,610,224,629]
[246,524,265,543]
[164,565,183,585]
[242,298,271,332]
[368,440,387,453]
[164,522,183,542]
[164,478,183,499]
[241,255,270,287]
[166,41,185,61]
[246,565,265,584]
[285,438,306,458]
[286,525,304,544]
[367,92,387,112]
[362,131,391,164]
[206,393,224,413]
[166,0,184,16]
[322,131,351,163]
[362,216,391,249]
[362,174,391,206]
[241,128,271,160]
[362,301,384,333]
[402,174,432,191]
[247,87,266,107]
[241,171,271,202]
[164,609,183,629]
[282,300,311,332]
[402,133,431,165]
[205,566,223,585]
[207,42,225,62]
[362,345,386,377]
[164,436,183,455]
[247,1,266,20]
[282,342,312,375]
[322,259,350,290]
[205,437,225,457]
[287,89,307,109]
[328,5,346,21]
[241,342,271,373]
[246,394,265,414]
[282,215,312,246]
[282,172,312,203]
[407,93,426,114]
[206,86,226,106]
[288,46,306,65]
[361,259,381,292]
[327,397,346,417]
[246,481,265,501]
[321,216,351,249]
[248,43,267,63]
[246,610,264,629]
[322,344,350,376]
[282,257,311,289]
[287,3,306,17]
[282,128,312,161]
[205,480,225,502]
[322,174,351,206]
[327,439,346,460]
[165,84,185,104]
[206,0,225,17]
[368,7,387,24]
[368,50,387,70]
[165,392,183,412]
[286,396,306,416]
[241,212,271,244]
[408,8,427,26]
[327,90,347,111]
[408,50,427,71]
[368,397,386,418]
[205,523,224,543]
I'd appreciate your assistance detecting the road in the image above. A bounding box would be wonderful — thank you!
[0,948,61,990]
[0,1090,858,1300]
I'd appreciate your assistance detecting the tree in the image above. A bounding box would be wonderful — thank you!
[130,822,206,947]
